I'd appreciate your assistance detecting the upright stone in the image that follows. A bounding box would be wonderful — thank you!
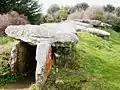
[9,42,27,72]
[35,42,52,84]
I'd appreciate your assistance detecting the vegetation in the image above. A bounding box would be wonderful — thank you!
[0,11,28,35]
[91,11,104,21]
[75,2,89,11]
[0,38,26,86]
[69,2,89,14]
[0,37,14,45]
[103,4,115,13]
[47,4,60,15]
[45,2,89,23]
[54,8,68,22]
[102,13,120,32]
[45,6,68,23]
[0,0,42,24]
[116,7,120,17]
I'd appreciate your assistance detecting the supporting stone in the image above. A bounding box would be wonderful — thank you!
[9,41,27,72]
[35,42,53,84]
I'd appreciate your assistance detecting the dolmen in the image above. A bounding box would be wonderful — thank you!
[5,20,110,84]
[5,23,78,84]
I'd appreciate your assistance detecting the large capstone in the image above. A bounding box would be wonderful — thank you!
[5,23,78,45]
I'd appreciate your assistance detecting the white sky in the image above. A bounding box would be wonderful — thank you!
[39,0,120,14]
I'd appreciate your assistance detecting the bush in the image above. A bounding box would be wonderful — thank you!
[54,8,68,22]
[116,7,120,17]
[0,11,28,36]
[69,2,89,14]
[103,4,115,13]
[0,0,42,25]
[91,11,104,21]
[47,4,60,15]
[44,14,55,23]
[0,37,13,45]
[67,7,104,20]
[67,11,85,20]
[102,13,120,31]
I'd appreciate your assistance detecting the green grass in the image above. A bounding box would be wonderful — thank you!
[43,28,120,90]
[76,32,120,90]
[0,37,14,45]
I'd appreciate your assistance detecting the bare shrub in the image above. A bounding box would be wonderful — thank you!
[102,13,120,31]
[91,11,104,21]
[0,11,28,36]
[67,6,104,20]
[67,10,85,20]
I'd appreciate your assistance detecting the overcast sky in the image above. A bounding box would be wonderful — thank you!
[40,0,120,14]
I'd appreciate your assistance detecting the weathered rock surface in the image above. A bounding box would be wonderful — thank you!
[64,20,110,37]
[83,28,110,36]
[5,23,78,45]
[74,19,102,26]
[64,20,93,28]
[35,42,51,84]
[100,22,112,27]
[9,41,27,72]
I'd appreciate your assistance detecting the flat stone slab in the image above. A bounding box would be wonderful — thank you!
[5,23,78,45]
[64,20,110,37]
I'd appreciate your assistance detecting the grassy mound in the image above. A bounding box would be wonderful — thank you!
[43,28,120,90]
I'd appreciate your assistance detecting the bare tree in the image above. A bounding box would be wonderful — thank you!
[116,7,120,17]
[47,4,60,14]
[103,4,115,13]
[0,11,28,35]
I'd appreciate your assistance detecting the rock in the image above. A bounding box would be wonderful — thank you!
[64,20,110,37]
[5,23,78,45]
[83,28,110,36]
[100,22,112,27]
[55,79,64,84]
[64,20,93,28]
[9,41,27,72]
[35,42,51,84]
[74,19,102,26]
[9,44,18,72]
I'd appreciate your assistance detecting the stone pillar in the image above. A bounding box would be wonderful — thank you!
[9,42,27,72]
[9,43,18,72]
[35,42,53,84]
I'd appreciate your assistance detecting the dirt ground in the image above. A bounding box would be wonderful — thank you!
[1,75,35,90]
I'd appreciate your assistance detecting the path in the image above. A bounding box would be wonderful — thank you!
[1,75,35,90]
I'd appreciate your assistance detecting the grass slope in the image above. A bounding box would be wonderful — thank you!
[43,28,120,90]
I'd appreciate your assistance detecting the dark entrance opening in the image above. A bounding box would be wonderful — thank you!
[21,43,54,83]
[24,43,37,82]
